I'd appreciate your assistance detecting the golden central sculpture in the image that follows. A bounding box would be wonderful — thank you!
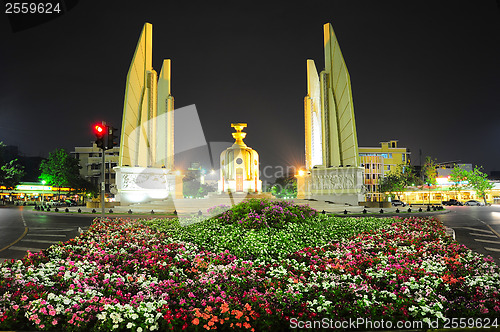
[218,123,262,193]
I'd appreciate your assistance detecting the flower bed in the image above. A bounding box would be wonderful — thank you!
[1,201,499,331]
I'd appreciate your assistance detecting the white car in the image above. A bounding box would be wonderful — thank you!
[465,200,484,206]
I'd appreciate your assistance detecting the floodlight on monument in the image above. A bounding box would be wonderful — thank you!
[93,123,107,150]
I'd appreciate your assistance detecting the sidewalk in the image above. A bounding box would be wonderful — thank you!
[31,198,450,219]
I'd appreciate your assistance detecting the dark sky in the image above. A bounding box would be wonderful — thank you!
[1,0,499,173]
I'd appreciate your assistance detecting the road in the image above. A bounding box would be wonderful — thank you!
[435,205,500,267]
[0,206,95,262]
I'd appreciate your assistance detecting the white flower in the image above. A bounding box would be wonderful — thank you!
[127,322,134,329]
[137,327,143,332]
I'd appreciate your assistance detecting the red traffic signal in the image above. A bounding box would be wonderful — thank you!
[93,122,107,149]
[94,124,106,137]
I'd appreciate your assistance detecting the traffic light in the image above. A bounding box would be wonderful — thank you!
[107,126,118,150]
[93,123,107,150]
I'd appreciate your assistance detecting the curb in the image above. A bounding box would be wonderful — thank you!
[331,210,451,218]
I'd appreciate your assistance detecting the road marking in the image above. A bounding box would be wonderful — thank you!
[21,206,27,227]
[485,247,500,252]
[20,239,61,244]
[462,227,493,233]
[26,234,67,238]
[474,238,500,245]
[467,216,500,239]
[8,246,44,252]
[0,227,28,253]
[469,233,499,238]
[27,227,74,232]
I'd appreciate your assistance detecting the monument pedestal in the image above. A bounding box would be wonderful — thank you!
[114,166,182,206]
[297,166,365,206]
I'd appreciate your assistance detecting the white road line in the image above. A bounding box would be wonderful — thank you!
[469,233,499,238]
[26,234,67,238]
[462,227,493,233]
[26,228,74,232]
[21,208,27,227]
[485,247,500,252]
[20,239,61,244]
[8,246,43,252]
[474,238,500,245]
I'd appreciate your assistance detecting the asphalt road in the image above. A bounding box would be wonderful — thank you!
[0,206,95,262]
[435,205,500,267]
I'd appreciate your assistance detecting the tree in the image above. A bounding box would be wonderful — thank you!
[39,149,83,200]
[421,157,437,204]
[422,157,437,186]
[271,175,297,198]
[449,165,469,198]
[0,142,25,204]
[467,166,494,205]
[379,164,420,199]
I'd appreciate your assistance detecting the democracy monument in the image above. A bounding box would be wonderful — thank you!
[297,23,365,205]
[113,23,181,205]
[113,22,365,208]
[218,123,262,194]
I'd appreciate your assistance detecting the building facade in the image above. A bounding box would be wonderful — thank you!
[72,143,120,192]
[358,140,411,201]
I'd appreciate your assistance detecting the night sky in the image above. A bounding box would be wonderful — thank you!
[1,1,499,175]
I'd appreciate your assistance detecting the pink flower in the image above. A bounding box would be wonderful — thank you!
[49,309,56,316]
[52,319,58,325]
[21,295,28,301]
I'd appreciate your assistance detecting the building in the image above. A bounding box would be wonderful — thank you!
[359,140,410,173]
[71,143,120,192]
[360,155,384,202]
[358,140,410,201]
[435,162,472,178]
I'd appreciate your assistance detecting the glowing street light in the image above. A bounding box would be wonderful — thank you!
[41,180,46,205]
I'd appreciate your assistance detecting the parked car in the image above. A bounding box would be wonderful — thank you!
[48,200,65,206]
[465,200,485,206]
[65,199,78,206]
[391,199,407,207]
[442,199,463,206]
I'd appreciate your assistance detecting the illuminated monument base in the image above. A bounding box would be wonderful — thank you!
[114,167,183,206]
[297,167,365,206]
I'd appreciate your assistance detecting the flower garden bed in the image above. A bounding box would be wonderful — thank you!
[1,199,499,331]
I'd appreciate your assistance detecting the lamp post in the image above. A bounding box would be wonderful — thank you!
[41,180,46,205]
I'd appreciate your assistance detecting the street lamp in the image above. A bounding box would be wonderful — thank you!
[41,180,46,205]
